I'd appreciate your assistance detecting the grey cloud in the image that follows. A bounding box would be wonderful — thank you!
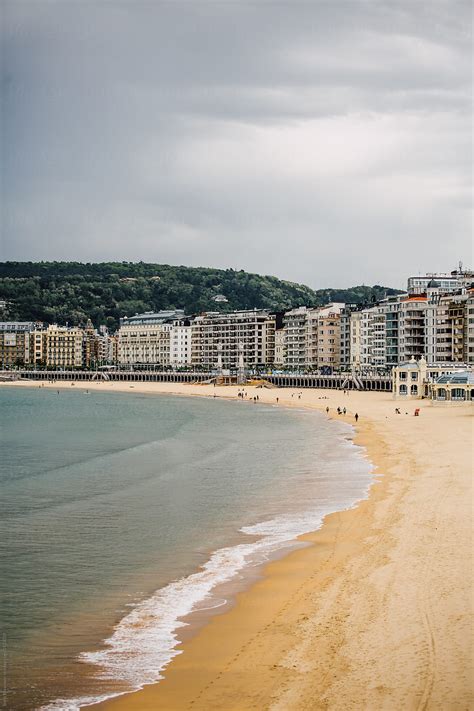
[1,0,472,288]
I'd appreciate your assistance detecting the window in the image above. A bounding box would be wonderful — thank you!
[410,384,418,395]
[437,388,447,401]
[411,372,418,380]
[399,384,407,395]
[399,372,407,380]
[451,388,465,401]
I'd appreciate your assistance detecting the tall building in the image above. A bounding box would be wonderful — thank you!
[274,329,285,366]
[339,305,357,371]
[283,307,313,370]
[349,311,363,370]
[191,309,276,370]
[169,319,192,367]
[398,295,428,362]
[467,290,474,364]
[381,296,403,369]
[316,304,344,369]
[0,322,35,368]
[448,294,469,362]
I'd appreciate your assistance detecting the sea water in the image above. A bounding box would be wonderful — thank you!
[0,387,372,710]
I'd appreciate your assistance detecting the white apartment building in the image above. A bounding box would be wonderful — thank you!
[358,306,378,369]
[191,309,276,370]
[349,311,362,370]
[169,321,192,366]
[118,310,185,365]
[283,307,311,369]
[407,269,474,296]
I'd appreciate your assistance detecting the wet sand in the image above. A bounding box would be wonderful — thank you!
[6,380,473,709]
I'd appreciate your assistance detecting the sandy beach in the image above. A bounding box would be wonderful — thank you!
[6,379,473,710]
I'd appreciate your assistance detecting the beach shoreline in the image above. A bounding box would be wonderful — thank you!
[3,380,472,710]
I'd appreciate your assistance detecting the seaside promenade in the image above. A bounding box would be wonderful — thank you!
[5,380,473,710]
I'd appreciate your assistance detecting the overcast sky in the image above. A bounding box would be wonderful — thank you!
[1,1,472,289]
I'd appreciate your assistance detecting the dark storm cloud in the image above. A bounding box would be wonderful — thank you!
[1,0,472,287]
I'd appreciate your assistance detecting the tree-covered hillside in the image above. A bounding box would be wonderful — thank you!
[0,262,402,330]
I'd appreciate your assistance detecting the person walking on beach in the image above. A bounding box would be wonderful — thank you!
[276,397,279,404]
[355,412,359,422]
[343,407,346,415]
[326,406,329,414]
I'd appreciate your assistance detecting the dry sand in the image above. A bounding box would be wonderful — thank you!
[6,379,473,709]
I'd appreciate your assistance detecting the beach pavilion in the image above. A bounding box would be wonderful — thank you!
[430,371,474,403]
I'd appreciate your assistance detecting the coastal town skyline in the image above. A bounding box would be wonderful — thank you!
[2,1,472,288]
[1,265,473,374]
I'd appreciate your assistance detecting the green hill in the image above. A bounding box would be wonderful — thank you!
[0,261,402,330]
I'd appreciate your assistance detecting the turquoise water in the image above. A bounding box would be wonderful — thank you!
[0,387,372,710]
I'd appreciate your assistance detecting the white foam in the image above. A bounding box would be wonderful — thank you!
[42,427,373,711]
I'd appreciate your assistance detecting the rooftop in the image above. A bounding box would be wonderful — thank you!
[435,372,474,385]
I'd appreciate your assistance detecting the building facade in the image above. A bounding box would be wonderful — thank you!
[118,311,185,365]
[169,320,192,367]
[191,309,276,370]
[0,322,35,368]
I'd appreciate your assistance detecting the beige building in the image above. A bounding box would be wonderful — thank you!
[349,311,362,370]
[46,325,84,368]
[392,357,472,400]
[117,311,185,366]
[0,322,35,368]
[274,329,285,367]
[316,304,344,369]
[27,325,84,368]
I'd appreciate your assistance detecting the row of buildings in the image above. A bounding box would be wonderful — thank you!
[1,270,473,372]
[0,321,117,370]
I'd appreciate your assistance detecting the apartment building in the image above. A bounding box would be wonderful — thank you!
[27,325,84,368]
[467,290,474,364]
[316,304,344,369]
[0,322,35,367]
[274,329,285,366]
[191,309,276,370]
[118,310,185,365]
[398,295,428,362]
[407,269,473,296]
[339,305,356,371]
[283,307,312,370]
[169,320,192,367]
[349,311,362,370]
[449,294,468,362]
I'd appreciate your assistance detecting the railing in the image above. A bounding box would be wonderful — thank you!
[8,370,393,391]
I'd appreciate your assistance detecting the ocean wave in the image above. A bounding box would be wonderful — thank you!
[42,431,372,711]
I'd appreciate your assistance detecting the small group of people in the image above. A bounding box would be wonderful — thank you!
[291,392,302,400]
[325,405,358,422]
[237,390,247,399]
